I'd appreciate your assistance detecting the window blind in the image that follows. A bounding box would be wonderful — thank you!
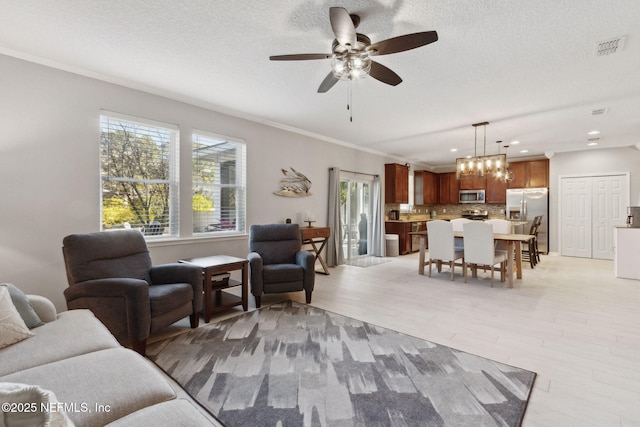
[100,112,179,236]
[192,131,246,234]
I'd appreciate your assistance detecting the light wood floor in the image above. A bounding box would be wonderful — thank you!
[156,253,640,426]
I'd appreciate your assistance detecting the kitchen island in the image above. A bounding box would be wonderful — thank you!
[614,226,640,280]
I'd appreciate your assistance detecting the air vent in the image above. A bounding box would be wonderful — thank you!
[591,108,608,116]
[594,36,626,56]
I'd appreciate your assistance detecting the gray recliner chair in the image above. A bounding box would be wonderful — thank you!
[62,230,202,355]
[247,224,315,308]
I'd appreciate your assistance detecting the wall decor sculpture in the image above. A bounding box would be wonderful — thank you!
[274,167,312,197]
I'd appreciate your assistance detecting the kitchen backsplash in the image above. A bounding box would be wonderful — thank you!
[385,203,507,220]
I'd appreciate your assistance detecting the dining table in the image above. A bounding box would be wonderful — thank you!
[410,230,535,288]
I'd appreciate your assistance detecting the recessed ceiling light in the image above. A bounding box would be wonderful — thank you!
[450,148,458,152]
[520,149,528,153]
[588,130,600,135]
[588,142,598,146]
[511,140,520,145]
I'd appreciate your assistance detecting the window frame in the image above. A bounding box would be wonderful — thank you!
[99,111,179,238]
[191,130,247,237]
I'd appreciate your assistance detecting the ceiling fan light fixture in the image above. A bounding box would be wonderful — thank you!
[331,53,371,80]
[331,37,372,81]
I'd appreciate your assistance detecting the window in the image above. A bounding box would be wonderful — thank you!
[192,131,246,235]
[100,113,178,236]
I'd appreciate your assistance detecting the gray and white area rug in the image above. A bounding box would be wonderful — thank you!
[148,301,536,427]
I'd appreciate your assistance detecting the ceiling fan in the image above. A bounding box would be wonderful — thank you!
[270,7,438,93]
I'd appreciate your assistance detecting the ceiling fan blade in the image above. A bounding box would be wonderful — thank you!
[368,31,438,56]
[270,54,332,61]
[318,72,339,93]
[369,61,402,86]
[330,7,356,47]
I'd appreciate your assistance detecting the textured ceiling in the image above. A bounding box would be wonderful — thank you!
[1,0,639,169]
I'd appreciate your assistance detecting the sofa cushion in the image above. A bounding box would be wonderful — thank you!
[0,285,34,350]
[0,348,177,427]
[0,309,119,377]
[2,283,43,328]
[105,399,217,427]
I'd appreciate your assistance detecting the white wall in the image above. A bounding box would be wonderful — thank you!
[549,146,640,252]
[0,54,391,310]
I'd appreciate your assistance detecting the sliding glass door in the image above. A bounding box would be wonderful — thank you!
[340,178,371,260]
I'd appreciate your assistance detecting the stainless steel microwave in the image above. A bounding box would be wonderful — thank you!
[459,189,485,204]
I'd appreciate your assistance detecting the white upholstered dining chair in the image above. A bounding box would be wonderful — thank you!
[462,221,508,287]
[426,220,464,281]
[485,218,511,251]
[450,218,472,251]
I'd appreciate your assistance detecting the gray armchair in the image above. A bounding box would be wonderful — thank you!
[247,224,315,308]
[62,230,202,355]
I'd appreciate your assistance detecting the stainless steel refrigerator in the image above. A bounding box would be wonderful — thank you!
[506,188,549,254]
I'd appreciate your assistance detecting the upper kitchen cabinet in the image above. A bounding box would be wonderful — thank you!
[527,159,549,188]
[485,176,507,204]
[458,176,487,190]
[508,159,549,188]
[438,172,458,204]
[385,163,409,204]
[414,170,438,205]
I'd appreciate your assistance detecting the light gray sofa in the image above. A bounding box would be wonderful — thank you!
[0,293,220,427]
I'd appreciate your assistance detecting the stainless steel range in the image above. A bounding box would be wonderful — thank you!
[461,209,489,220]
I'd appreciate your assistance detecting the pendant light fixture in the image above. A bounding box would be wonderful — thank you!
[456,122,506,180]
[493,142,513,183]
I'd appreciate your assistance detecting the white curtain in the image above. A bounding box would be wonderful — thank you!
[371,176,386,256]
[327,167,344,266]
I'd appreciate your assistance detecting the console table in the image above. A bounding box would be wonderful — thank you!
[300,226,331,275]
[178,255,248,323]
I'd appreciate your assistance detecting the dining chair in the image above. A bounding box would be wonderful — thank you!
[450,218,472,251]
[462,221,508,287]
[426,220,464,281]
[485,218,511,252]
[522,215,542,268]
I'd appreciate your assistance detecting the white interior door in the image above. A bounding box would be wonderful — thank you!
[592,175,627,260]
[561,177,592,258]
[560,174,629,259]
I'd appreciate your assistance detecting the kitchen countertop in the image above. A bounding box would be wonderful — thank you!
[386,215,508,222]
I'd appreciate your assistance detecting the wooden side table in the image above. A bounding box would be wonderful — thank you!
[300,226,331,275]
[178,255,248,323]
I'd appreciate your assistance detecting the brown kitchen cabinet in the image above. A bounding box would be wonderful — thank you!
[385,163,409,203]
[527,159,549,188]
[414,170,438,205]
[385,221,425,255]
[458,176,487,190]
[508,159,549,188]
[438,172,458,204]
[485,175,507,204]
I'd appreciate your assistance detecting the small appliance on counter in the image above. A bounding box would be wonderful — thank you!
[389,209,400,220]
[627,206,640,227]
